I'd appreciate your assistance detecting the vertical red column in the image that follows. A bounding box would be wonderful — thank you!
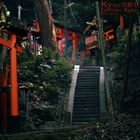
[58,40,62,56]
[58,29,63,56]
[72,33,77,51]
[71,33,77,63]
[10,34,18,116]
[120,16,124,28]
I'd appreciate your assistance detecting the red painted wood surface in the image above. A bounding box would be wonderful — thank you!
[0,33,23,127]
[10,35,19,116]
[120,16,124,28]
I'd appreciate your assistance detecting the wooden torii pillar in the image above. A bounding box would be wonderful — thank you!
[57,28,63,56]
[120,15,124,28]
[0,33,22,133]
[71,32,78,63]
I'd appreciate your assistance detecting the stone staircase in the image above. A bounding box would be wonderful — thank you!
[72,66,101,124]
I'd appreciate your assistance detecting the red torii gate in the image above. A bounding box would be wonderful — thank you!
[32,21,80,58]
[0,31,23,133]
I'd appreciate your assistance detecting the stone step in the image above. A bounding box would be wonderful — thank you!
[80,66,100,69]
[78,74,99,77]
[77,80,99,83]
[74,102,99,108]
[79,71,100,75]
[73,108,100,114]
[75,94,99,98]
[74,94,99,98]
[78,70,100,73]
[75,88,99,92]
[76,85,99,88]
[77,77,99,80]
[78,73,99,76]
[76,83,99,86]
[73,106,100,111]
[73,111,100,117]
[75,91,99,95]
[72,115,100,122]
[74,102,99,107]
[77,78,99,81]
[77,79,99,85]
[74,96,99,102]
[73,113,100,118]
[72,117,99,123]
[75,92,99,96]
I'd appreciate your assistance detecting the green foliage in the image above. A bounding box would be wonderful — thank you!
[107,46,126,73]
[18,48,73,130]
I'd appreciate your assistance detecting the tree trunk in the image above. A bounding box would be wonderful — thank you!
[122,15,133,110]
[0,1,7,70]
[33,0,57,48]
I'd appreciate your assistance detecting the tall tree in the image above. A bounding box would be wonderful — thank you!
[122,15,133,110]
[0,0,8,70]
[33,0,57,48]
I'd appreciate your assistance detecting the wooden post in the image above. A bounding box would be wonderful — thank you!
[96,1,113,117]
[58,29,63,56]
[71,33,77,63]
[72,33,77,51]
[0,32,22,133]
[120,16,124,28]
[0,64,9,133]
[58,40,63,56]
[0,91,8,133]
[10,35,18,116]
[122,15,133,110]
